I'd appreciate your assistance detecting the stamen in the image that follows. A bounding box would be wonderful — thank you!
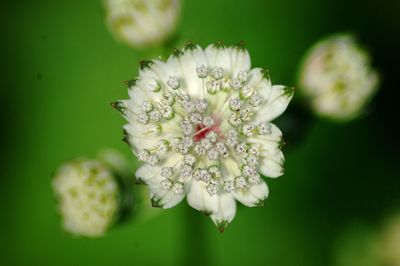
[137,112,149,124]
[167,76,180,90]
[172,182,184,194]
[147,154,159,166]
[229,97,242,111]
[223,180,234,193]
[196,65,208,78]
[257,122,272,135]
[138,150,150,162]
[141,101,154,112]
[207,148,219,160]
[206,80,221,94]
[161,167,174,178]
[234,176,247,189]
[161,179,173,191]
[149,110,162,121]
[211,67,224,80]
[206,182,218,196]
[161,92,175,106]
[180,164,193,178]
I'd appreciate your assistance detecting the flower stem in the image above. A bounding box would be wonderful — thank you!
[182,206,210,266]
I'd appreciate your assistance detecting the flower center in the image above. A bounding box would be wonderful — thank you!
[193,118,221,142]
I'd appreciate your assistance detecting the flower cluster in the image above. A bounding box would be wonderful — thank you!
[113,42,293,231]
[52,159,120,237]
[104,0,181,48]
[299,34,379,121]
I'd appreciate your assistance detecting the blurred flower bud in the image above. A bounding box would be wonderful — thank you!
[299,33,379,122]
[104,0,181,49]
[333,223,380,266]
[379,213,400,265]
[52,157,121,237]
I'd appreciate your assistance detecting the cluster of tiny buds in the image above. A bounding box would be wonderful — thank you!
[137,140,170,166]
[195,64,251,95]
[228,94,263,127]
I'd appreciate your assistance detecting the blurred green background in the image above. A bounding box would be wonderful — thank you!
[1,0,399,265]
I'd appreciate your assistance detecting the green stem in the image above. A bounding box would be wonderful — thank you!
[182,206,210,266]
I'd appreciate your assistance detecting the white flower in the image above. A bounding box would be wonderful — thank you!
[104,0,181,49]
[299,34,379,122]
[114,42,293,231]
[52,159,120,237]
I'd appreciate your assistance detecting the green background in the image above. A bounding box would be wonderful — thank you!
[1,0,399,265]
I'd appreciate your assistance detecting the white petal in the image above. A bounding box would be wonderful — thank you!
[254,84,294,123]
[228,46,251,77]
[205,43,232,75]
[247,123,283,150]
[233,180,269,207]
[135,152,182,186]
[135,162,162,187]
[139,59,180,92]
[210,193,237,232]
[150,188,186,209]
[258,149,285,178]
[123,123,158,153]
[128,80,162,104]
[186,180,237,231]
[186,181,218,214]
[123,120,179,154]
[135,154,185,209]
[174,45,208,98]
[245,68,265,88]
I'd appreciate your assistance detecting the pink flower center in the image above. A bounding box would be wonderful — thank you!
[193,118,221,142]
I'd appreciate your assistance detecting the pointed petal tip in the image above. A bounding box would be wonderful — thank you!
[135,178,146,185]
[122,129,130,145]
[233,40,245,50]
[278,138,286,149]
[255,198,266,207]
[139,60,153,70]
[261,68,271,79]
[214,40,225,48]
[151,196,163,208]
[283,86,295,97]
[123,79,137,88]
[201,210,212,216]
[172,48,183,57]
[184,40,196,51]
[110,101,125,114]
[217,220,229,233]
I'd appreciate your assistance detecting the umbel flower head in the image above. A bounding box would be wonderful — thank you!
[52,159,120,237]
[299,33,379,122]
[113,41,294,231]
[104,0,181,49]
